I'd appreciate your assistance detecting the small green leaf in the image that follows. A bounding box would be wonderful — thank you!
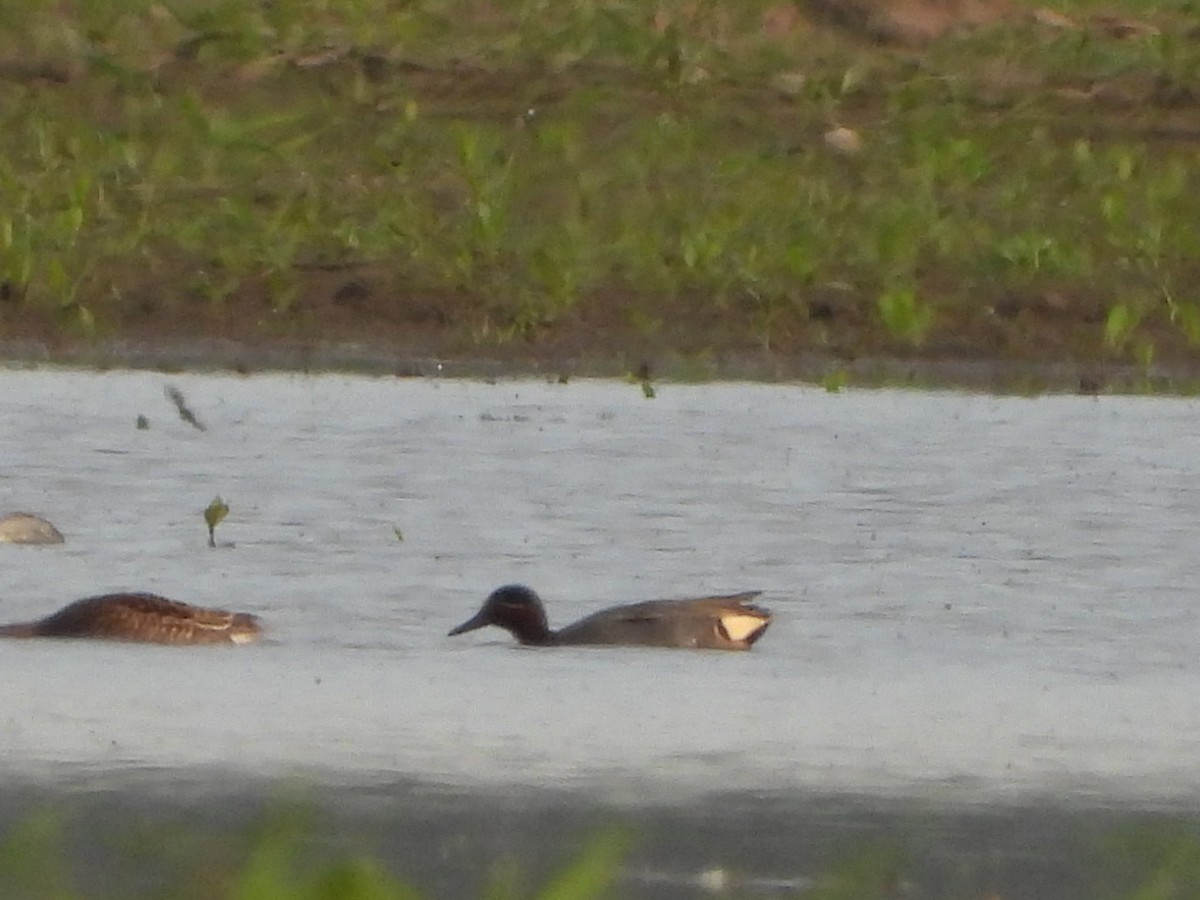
[877,288,935,347]
[74,304,95,338]
[536,829,631,900]
[1171,301,1200,345]
[205,496,229,548]
[823,370,847,393]
[1134,339,1155,370]
[1104,303,1135,350]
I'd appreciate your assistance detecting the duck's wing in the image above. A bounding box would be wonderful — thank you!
[555,593,770,648]
[668,591,769,614]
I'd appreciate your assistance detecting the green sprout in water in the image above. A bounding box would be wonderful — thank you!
[631,364,656,399]
[204,496,229,548]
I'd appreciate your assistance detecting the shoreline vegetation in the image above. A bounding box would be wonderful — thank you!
[4,802,1200,899]
[1,0,1199,391]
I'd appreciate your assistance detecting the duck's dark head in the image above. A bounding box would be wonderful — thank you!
[448,584,552,645]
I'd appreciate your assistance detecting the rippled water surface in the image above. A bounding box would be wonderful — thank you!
[2,368,1198,895]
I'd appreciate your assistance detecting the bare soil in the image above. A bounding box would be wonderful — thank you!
[2,266,1196,392]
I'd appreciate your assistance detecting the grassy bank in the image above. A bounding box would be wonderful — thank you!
[0,808,625,900]
[1,0,1199,383]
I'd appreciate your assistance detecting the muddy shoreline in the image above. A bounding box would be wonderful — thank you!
[2,337,1198,394]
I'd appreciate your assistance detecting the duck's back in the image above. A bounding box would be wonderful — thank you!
[553,592,770,650]
[0,593,262,645]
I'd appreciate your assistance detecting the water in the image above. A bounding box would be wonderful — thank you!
[1,368,1198,896]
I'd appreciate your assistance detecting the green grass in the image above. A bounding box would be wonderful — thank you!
[5,805,1200,899]
[0,807,631,900]
[1,0,1199,375]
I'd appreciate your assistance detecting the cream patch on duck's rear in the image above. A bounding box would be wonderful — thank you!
[719,612,768,643]
[228,631,258,645]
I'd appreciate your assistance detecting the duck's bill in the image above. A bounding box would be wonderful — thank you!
[448,610,488,636]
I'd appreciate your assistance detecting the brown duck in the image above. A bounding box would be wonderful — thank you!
[449,584,772,650]
[0,592,263,645]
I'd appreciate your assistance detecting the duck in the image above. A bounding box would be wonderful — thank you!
[0,592,262,645]
[448,584,771,650]
[0,512,64,545]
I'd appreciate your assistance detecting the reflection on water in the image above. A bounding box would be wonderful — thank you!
[2,369,1199,895]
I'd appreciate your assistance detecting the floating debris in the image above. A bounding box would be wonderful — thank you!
[165,384,206,431]
[0,512,64,545]
[136,414,150,430]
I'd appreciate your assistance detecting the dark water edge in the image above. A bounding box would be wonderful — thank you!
[4,338,1200,395]
[3,769,1198,899]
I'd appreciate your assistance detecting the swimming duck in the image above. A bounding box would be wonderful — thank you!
[0,592,262,645]
[0,512,64,545]
[449,584,771,650]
